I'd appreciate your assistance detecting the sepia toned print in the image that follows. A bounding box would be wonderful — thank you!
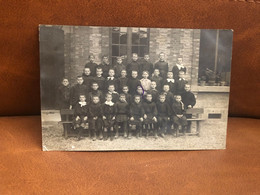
[40,25,233,151]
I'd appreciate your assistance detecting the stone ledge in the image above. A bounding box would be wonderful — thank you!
[192,86,230,93]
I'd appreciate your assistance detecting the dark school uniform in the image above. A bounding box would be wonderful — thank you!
[129,102,144,127]
[172,64,187,80]
[105,77,118,91]
[123,93,132,105]
[93,76,105,91]
[142,100,158,124]
[117,77,128,93]
[181,91,196,109]
[147,89,159,103]
[163,91,174,105]
[88,102,103,130]
[57,85,70,109]
[114,63,126,78]
[107,91,119,103]
[85,61,98,77]
[73,102,89,127]
[156,101,171,130]
[115,101,129,123]
[171,101,187,126]
[126,60,140,77]
[175,78,188,95]
[82,74,93,92]
[88,90,104,103]
[140,60,153,76]
[70,84,88,107]
[162,79,176,94]
[98,63,112,78]
[102,102,116,128]
[154,60,169,79]
[127,77,141,95]
[151,75,163,92]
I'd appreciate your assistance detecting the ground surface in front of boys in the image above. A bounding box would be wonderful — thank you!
[42,120,226,151]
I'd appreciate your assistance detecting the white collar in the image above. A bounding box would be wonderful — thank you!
[108,91,118,94]
[105,101,114,106]
[167,78,175,83]
[79,102,87,107]
[176,64,185,70]
[179,78,185,81]
[107,77,114,80]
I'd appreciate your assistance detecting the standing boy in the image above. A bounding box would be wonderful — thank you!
[141,54,153,77]
[117,69,128,93]
[127,53,140,77]
[140,71,151,91]
[181,84,196,109]
[172,57,186,80]
[82,67,93,92]
[114,57,126,78]
[154,52,169,79]
[85,55,98,77]
[175,71,188,95]
[151,69,163,92]
[57,78,70,109]
[127,70,141,95]
[98,55,112,78]
[93,67,105,91]
[70,76,88,108]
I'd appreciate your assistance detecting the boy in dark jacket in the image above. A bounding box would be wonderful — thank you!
[122,86,132,104]
[141,54,153,77]
[151,69,163,92]
[156,94,171,137]
[129,95,144,138]
[73,95,89,141]
[181,84,196,109]
[147,81,159,103]
[162,72,176,94]
[154,52,169,79]
[70,76,88,109]
[171,95,188,136]
[107,84,119,103]
[88,96,103,141]
[98,55,112,78]
[114,94,129,138]
[175,71,188,95]
[127,70,141,95]
[85,55,98,77]
[82,67,93,92]
[88,82,103,104]
[172,57,187,80]
[117,69,128,93]
[143,93,158,138]
[114,56,126,78]
[105,69,117,90]
[93,67,105,91]
[57,78,70,109]
[126,53,141,77]
[162,84,174,106]
[102,93,116,141]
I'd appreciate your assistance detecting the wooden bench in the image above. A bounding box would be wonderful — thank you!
[185,108,205,136]
[59,109,75,139]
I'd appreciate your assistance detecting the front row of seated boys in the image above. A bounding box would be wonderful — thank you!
[73,86,193,141]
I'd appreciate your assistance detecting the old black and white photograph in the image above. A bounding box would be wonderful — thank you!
[40,25,233,151]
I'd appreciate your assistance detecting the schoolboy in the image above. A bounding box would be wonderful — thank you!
[172,57,186,80]
[142,93,158,138]
[175,71,188,95]
[70,76,88,108]
[171,95,188,135]
[88,82,103,103]
[181,84,196,109]
[127,70,141,95]
[154,52,169,79]
[98,55,112,78]
[93,67,105,91]
[162,84,174,105]
[162,72,176,94]
[147,81,159,103]
[73,94,89,141]
[114,94,129,138]
[85,55,98,77]
[140,71,151,91]
[102,93,116,141]
[107,84,119,103]
[114,56,126,78]
[82,67,93,92]
[156,94,171,137]
[88,95,103,141]
[129,95,144,138]
[105,69,117,90]
[134,85,145,103]
[117,69,128,93]
[126,53,140,77]
[57,78,70,109]
[141,54,153,76]
[151,68,163,92]
[122,85,132,104]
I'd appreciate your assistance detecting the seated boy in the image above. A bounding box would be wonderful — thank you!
[142,93,158,138]
[151,68,163,92]
[114,94,129,138]
[175,71,188,95]
[127,70,141,95]
[102,93,116,141]
[181,84,196,109]
[156,94,171,137]
[93,67,105,91]
[114,56,126,78]
[129,95,144,138]
[117,69,128,93]
[140,71,151,91]
[171,95,188,136]
[88,82,103,104]
[73,94,89,141]
[107,84,119,103]
[88,95,103,141]
[70,76,88,109]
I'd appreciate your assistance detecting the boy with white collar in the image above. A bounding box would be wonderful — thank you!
[105,69,118,90]
[140,71,151,91]
[162,72,176,94]
[175,71,188,95]
[107,84,119,103]
[172,57,187,80]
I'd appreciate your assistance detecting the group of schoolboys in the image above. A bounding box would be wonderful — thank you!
[57,52,196,141]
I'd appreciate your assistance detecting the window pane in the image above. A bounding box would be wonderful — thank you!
[112,45,119,56]
[120,45,127,56]
[120,27,127,33]
[132,33,139,45]
[140,33,147,45]
[132,46,139,55]
[120,33,127,44]
[112,33,119,44]
[112,27,120,32]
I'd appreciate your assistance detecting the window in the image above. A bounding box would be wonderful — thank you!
[111,27,149,65]
[199,30,233,86]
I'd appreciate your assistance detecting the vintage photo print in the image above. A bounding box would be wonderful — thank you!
[40,25,233,151]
